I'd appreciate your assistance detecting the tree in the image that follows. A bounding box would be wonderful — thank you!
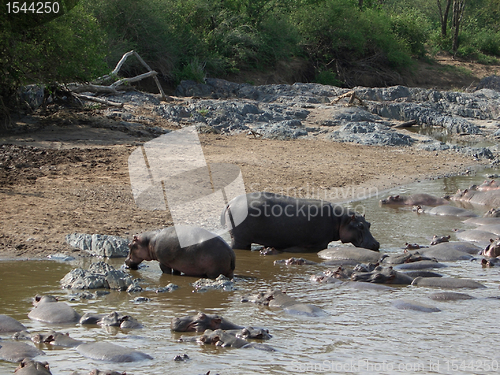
[451,0,465,53]
[437,0,452,37]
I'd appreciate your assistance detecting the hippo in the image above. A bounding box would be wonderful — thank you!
[31,331,83,347]
[456,229,497,247]
[481,238,500,257]
[447,188,500,208]
[422,205,477,217]
[27,295,81,324]
[14,359,52,375]
[310,270,344,284]
[76,342,153,362]
[380,193,447,206]
[407,242,480,261]
[404,243,428,250]
[393,260,447,270]
[430,235,450,245]
[411,276,486,289]
[274,257,318,266]
[351,266,414,285]
[125,225,235,279]
[73,371,125,375]
[194,329,275,351]
[227,327,272,340]
[171,312,242,332]
[221,192,379,252]
[476,180,500,191]
[391,300,441,313]
[241,289,326,317]
[0,341,45,362]
[477,224,500,236]
[379,252,433,265]
[402,270,443,278]
[0,314,27,333]
[317,246,381,263]
[428,292,476,301]
[482,257,500,267]
[463,217,500,226]
[484,207,500,217]
[79,312,142,329]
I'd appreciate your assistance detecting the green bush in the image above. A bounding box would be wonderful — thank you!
[0,2,107,122]
[293,1,413,71]
[390,10,430,57]
[313,70,342,86]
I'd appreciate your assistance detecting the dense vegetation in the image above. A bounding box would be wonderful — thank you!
[1,0,499,121]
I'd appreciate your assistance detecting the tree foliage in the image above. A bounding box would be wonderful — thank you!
[1,0,499,120]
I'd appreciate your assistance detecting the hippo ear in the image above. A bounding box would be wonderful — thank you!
[133,235,139,242]
[394,195,399,199]
[350,214,356,222]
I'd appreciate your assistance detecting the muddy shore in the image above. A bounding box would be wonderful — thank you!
[0,120,490,260]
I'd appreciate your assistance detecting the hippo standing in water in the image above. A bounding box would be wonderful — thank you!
[380,193,447,206]
[221,192,379,252]
[125,226,235,279]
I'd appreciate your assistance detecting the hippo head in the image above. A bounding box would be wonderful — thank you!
[379,195,402,205]
[124,235,151,270]
[339,214,380,251]
[483,238,500,258]
[171,312,222,332]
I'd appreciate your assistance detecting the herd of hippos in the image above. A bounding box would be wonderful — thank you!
[1,181,500,374]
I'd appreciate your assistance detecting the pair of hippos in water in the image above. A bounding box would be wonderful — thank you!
[125,191,380,279]
[125,182,500,279]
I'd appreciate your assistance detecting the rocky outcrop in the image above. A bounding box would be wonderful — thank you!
[90,77,500,159]
[65,233,129,258]
[60,261,136,290]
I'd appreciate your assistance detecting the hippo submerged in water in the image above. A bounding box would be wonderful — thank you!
[125,225,235,279]
[221,192,379,252]
[380,193,447,206]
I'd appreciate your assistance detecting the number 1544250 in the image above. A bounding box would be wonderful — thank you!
[6,2,60,14]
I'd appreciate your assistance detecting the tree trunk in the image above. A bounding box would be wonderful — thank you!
[437,0,453,38]
[452,0,465,54]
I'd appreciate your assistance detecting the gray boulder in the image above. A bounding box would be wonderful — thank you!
[65,233,129,257]
[60,261,135,290]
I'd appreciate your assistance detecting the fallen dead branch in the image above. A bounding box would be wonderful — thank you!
[74,94,123,108]
[68,50,171,102]
[393,119,417,128]
[331,90,365,106]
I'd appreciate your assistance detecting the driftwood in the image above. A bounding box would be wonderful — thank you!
[247,129,263,138]
[331,91,365,106]
[75,94,123,108]
[68,50,171,102]
[393,119,417,128]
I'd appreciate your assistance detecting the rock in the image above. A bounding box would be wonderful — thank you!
[18,84,45,110]
[154,283,179,293]
[326,121,414,146]
[192,275,235,292]
[255,120,308,140]
[60,261,134,290]
[65,233,130,258]
[476,75,500,92]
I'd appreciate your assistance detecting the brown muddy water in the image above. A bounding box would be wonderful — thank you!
[1,169,500,375]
